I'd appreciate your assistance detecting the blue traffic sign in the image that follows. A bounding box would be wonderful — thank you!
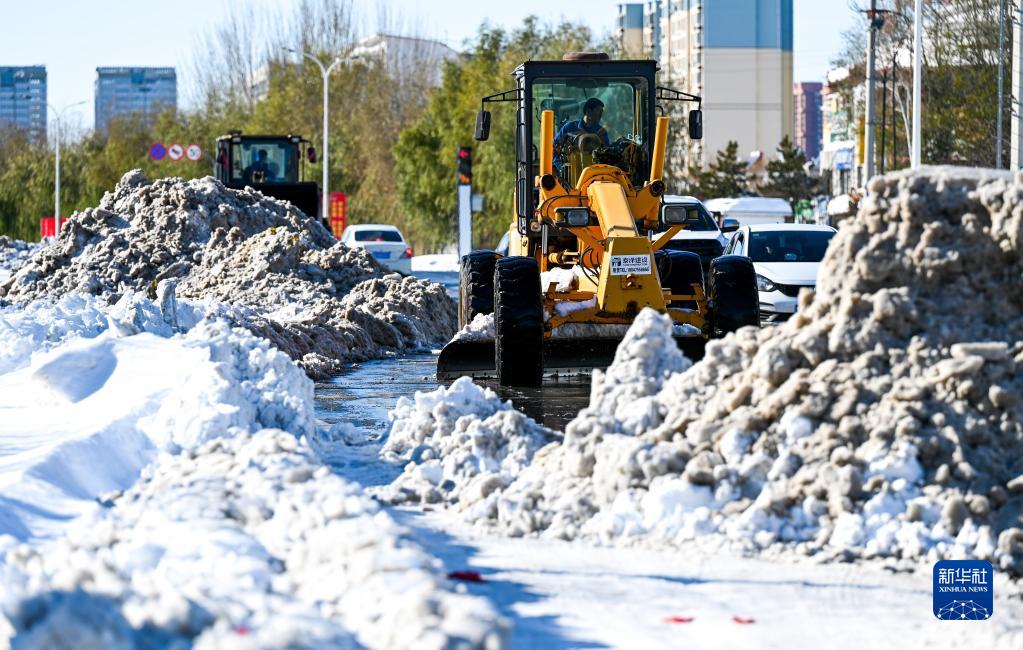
[150,143,167,161]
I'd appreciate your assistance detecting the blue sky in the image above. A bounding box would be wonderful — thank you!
[1,0,856,130]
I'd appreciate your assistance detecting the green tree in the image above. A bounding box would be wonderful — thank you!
[394,18,594,250]
[686,141,752,200]
[761,136,817,213]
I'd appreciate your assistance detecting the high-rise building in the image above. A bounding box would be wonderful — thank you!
[794,81,823,161]
[0,66,47,142]
[616,4,645,56]
[616,0,794,179]
[643,2,663,60]
[94,67,176,133]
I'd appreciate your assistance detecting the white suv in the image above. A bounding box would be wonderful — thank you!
[723,223,837,322]
[340,224,413,274]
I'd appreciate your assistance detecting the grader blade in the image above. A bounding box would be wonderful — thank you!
[435,336,706,381]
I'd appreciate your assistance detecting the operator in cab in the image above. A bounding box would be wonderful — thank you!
[243,149,273,184]
[555,97,610,148]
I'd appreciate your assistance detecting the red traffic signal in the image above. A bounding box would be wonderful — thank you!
[456,146,472,185]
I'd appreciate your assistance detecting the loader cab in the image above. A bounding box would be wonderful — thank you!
[213,131,323,223]
[214,133,304,186]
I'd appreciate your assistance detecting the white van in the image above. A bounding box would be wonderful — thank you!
[704,196,793,226]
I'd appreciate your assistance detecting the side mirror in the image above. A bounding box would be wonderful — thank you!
[721,218,740,233]
[688,109,703,140]
[307,146,318,163]
[475,110,491,141]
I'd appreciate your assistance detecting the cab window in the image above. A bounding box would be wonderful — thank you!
[531,76,649,188]
[230,142,295,185]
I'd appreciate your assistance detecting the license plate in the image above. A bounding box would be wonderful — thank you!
[372,251,390,260]
[609,254,651,276]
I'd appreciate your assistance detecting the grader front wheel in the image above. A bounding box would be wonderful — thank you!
[459,250,500,328]
[494,256,544,386]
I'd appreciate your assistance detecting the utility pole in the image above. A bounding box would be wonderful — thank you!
[286,48,345,223]
[1013,0,1023,168]
[865,0,879,182]
[997,0,1007,168]
[880,70,888,174]
[912,0,923,169]
[892,51,898,170]
[49,100,87,238]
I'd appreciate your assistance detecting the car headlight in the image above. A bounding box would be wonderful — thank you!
[755,274,776,292]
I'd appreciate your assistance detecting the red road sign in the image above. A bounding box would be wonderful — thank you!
[186,144,203,161]
[329,192,346,239]
[168,144,184,161]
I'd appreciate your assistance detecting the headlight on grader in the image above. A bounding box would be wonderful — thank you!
[556,207,592,227]
[662,205,691,226]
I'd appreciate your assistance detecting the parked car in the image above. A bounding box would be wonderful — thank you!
[723,223,837,322]
[656,195,739,272]
[340,224,413,274]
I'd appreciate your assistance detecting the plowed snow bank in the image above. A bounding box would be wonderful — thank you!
[0,171,456,377]
[386,167,1023,579]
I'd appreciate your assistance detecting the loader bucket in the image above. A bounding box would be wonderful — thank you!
[435,335,707,381]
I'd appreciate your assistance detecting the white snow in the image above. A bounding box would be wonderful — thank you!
[411,253,459,273]
[0,296,313,542]
[451,313,495,342]
[0,291,506,648]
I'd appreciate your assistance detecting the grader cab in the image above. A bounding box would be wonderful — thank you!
[437,53,759,386]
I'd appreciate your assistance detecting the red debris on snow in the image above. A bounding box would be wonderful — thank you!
[447,570,486,583]
[732,615,755,625]
[663,615,695,624]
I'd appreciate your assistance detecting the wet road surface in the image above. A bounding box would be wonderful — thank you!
[314,270,592,434]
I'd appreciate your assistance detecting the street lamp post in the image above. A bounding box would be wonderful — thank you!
[286,48,345,223]
[49,100,87,238]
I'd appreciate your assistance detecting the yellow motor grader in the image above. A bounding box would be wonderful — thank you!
[437,53,759,386]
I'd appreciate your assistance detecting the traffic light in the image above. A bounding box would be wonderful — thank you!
[457,146,472,185]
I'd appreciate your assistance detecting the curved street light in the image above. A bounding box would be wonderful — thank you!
[285,48,346,224]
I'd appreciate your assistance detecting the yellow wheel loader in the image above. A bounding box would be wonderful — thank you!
[438,52,760,386]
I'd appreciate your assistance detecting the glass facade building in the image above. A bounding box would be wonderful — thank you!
[0,66,47,142]
[94,67,176,133]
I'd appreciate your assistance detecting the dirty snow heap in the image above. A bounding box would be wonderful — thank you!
[0,171,455,377]
[387,166,1023,580]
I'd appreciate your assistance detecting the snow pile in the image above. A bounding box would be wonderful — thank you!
[378,377,556,513]
[0,294,313,542]
[0,430,508,649]
[388,167,1023,577]
[0,236,36,283]
[0,171,456,377]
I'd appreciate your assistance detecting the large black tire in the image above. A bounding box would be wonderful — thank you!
[494,256,544,386]
[707,255,760,336]
[655,249,704,308]
[459,251,500,328]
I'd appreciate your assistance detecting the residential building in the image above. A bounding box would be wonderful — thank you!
[819,67,862,197]
[616,4,645,56]
[94,67,176,133]
[643,2,663,60]
[616,0,794,179]
[0,66,47,142]
[793,81,823,160]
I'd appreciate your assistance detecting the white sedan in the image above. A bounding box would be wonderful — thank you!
[339,224,413,274]
[657,195,735,272]
[722,223,837,322]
